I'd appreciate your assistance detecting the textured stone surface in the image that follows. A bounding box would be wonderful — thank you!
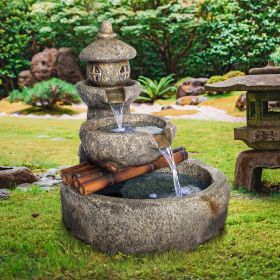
[205,74,280,92]
[0,167,36,189]
[79,21,136,62]
[18,70,36,89]
[76,79,141,109]
[57,48,83,84]
[234,126,280,150]
[60,159,230,254]
[0,189,10,199]
[176,95,207,106]
[176,78,208,98]
[234,150,280,191]
[235,93,246,111]
[80,114,176,169]
[31,48,58,81]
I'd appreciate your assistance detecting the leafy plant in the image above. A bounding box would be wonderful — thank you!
[270,46,280,65]
[138,75,176,103]
[8,78,80,108]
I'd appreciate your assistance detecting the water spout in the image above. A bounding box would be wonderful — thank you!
[159,146,182,197]
[110,103,125,132]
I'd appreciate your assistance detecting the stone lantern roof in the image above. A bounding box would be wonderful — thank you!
[205,63,280,92]
[79,21,136,63]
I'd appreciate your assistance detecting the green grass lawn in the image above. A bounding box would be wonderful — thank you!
[0,116,280,279]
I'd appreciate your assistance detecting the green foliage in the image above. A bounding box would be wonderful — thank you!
[1,0,280,95]
[192,0,280,76]
[99,0,200,78]
[270,46,280,65]
[207,75,226,85]
[223,70,245,79]
[138,75,176,102]
[0,0,36,96]
[8,78,80,108]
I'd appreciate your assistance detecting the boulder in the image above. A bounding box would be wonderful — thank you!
[176,96,192,105]
[235,93,246,111]
[57,48,84,84]
[176,78,208,98]
[18,70,36,89]
[176,95,207,106]
[31,48,58,81]
[0,167,37,189]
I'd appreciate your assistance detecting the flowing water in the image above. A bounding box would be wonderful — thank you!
[99,122,163,135]
[110,103,125,132]
[159,146,182,197]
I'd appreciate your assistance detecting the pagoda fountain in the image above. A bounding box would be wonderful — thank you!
[60,21,230,254]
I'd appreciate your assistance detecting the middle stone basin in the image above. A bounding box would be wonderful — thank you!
[80,114,176,170]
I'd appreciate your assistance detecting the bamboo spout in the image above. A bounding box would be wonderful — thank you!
[79,148,188,196]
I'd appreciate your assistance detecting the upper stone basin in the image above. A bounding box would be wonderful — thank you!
[80,114,176,170]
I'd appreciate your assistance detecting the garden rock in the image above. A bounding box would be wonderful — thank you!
[176,95,207,106]
[31,48,58,81]
[18,70,36,89]
[0,167,36,189]
[235,93,246,111]
[57,48,84,84]
[0,189,10,199]
[176,78,208,98]
[161,105,174,110]
[18,47,83,88]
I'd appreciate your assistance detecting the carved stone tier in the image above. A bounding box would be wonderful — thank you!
[234,150,280,191]
[80,114,176,170]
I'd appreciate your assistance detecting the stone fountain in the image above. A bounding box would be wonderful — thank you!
[60,21,230,254]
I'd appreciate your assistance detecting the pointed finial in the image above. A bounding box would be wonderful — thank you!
[97,21,116,39]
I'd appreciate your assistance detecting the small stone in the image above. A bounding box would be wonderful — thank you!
[45,168,58,177]
[0,189,10,199]
[50,138,65,141]
[161,105,174,111]
[149,193,158,199]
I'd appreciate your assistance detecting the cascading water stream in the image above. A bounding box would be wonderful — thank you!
[110,103,125,132]
[159,146,182,197]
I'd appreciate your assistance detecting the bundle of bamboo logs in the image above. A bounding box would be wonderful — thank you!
[60,147,188,196]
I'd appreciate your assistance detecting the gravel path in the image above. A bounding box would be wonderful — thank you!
[0,103,245,123]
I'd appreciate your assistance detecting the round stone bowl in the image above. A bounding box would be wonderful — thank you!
[60,159,230,254]
[80,114,176,170]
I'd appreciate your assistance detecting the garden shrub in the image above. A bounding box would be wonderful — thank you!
[138,75,176,103]
[223,71,245,79]
[8,78,80,108]
[270,47,280,65]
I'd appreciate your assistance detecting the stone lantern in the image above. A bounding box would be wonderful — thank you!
[79,21,137,104]
[205,63,280,191]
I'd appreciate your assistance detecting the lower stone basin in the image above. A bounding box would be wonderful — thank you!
[60,159,230,254]
[80,114,176,170]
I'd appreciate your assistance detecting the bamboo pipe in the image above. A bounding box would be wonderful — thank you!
[60,162,88,175]
[74,147,186,188]
[61,164,99,185]
[74,171,105,188]
[79,149,188,196]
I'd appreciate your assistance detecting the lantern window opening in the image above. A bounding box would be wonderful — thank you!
[249,101,256,119]
[91,65,102,82]
[261,100,280,119]
[119,64,130,81]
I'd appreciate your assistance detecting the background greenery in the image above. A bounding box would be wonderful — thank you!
[1,0,280,96]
